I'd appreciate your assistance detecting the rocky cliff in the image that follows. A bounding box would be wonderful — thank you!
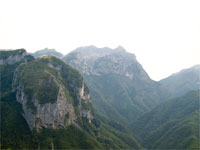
[64,45,149,80]
[12,56,95,130]
[0,49,27,65]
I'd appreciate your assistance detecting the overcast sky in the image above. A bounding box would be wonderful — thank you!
[0,0,200,80]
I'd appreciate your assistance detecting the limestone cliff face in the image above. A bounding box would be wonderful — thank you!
[12,56,95,130]
[14,85,76,130]
[0,49,27,65]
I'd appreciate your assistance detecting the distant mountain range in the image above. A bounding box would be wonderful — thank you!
[0,46,199,149]
[159,65,200,98]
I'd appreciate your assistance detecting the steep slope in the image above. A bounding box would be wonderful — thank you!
[0,49,36,149]
[0,91,103,149]
[0,49,141,149]
[159,65,200,98]
[63,45,167,124]
[12,56,95,130]
[30,48,63,58]
[0,50,99,149]
[0,49,34,95]
[131,90,200,149]
[0,49,28,65]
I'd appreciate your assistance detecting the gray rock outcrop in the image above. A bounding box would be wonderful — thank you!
[0,49,27,65]
[63,45,150,80]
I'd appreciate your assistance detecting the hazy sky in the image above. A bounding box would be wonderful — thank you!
[0,0,200,80]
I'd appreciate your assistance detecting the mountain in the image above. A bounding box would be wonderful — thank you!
[63,45,168,124]
[2,47,198,149]
[0,50,101,149]
[0,49,34,94]
[0,49,141,149]
[131,90,200,149]
[159,65,200,98]
[12,56,96,130]
[0,49,28,65]
[30,48,63,58]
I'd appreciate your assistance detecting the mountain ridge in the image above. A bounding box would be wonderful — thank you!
[159,64,200,98]
[63,46,168,125]
[30,48,63,58]
[1,47,199,149]
[131,90,200,149]
[0,49,141,149]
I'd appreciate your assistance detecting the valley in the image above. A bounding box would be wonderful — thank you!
[0,47,199,149]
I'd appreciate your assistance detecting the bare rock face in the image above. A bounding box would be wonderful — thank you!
[63,45,150,80]
[79,84,94,122]
[0,49,27,65]
[12,56,95,130]
[14,85,77,130]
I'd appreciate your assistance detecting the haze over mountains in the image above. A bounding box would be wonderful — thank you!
[159,64,200,98]
[63,45,169,124]
[0,46,199,149]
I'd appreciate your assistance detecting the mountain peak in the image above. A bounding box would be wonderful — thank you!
[37,48,57,53]
[115,45,126,52]
[31,48,63,58]
[63,45,149,80]
[43,48,56,51]
[191,64,200,71]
